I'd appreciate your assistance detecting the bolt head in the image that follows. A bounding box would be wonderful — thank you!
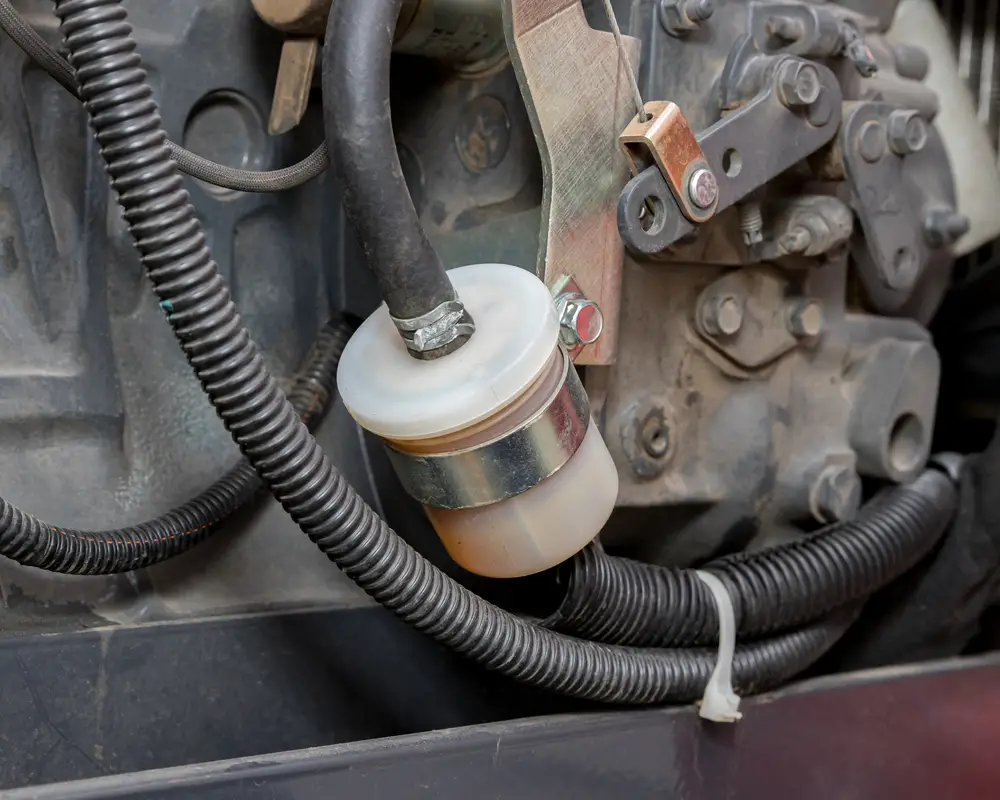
[887,110,928,155]
[780,226,812,255]
[924,208,970,247]
[701,294,743,337]
[857,120,887,163]
[688,168,718,209]
[811,465,862,524]
[786,299,824,338]
[557,293,604,347]
[777,61,821,108]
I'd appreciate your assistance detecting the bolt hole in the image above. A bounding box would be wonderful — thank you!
[888,413,925,475]
[722,148,742,178]
[639,195,665,235]
[640,417,670,459]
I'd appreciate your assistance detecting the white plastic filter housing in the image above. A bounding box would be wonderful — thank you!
[337,264,620,578]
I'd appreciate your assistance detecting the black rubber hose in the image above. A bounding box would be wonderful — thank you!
[0,0,330,192]
[0,315,355,575]
[54,0,846,705]
[545,468,959,648]
[322,0,459,323]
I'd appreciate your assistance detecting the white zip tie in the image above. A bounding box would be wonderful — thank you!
[694,571,743,723]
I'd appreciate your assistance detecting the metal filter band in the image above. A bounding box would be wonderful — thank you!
[385,349,591,509]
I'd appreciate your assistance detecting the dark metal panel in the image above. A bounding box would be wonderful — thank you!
[9,655,1000,799]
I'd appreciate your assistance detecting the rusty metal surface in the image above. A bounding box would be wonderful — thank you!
[269,37,318,134]
[619,101,716,223]
[503,0,639,364]
[251,0,331,35]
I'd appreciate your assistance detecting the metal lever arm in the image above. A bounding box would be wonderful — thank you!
[618,56,843,257]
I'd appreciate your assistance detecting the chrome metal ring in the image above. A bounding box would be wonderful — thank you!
[385,350,591,509]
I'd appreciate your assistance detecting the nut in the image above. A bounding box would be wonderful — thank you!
[687,167,718,209]
[786,299,824,338]
[857,120,887,163]
[776,61,822,108]
[556,292,604,348]
[887,110,927,156]
[700,293,743,337]
[810,464,862,524]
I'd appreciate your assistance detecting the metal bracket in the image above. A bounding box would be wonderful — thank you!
[841,102,931,313]
[618,55,843,257]
[619,101,717,224]
[503,0,639,365]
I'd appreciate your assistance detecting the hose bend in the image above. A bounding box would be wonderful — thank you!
[0,316,355,575]
[54,0,846,705]
[322,0,473,356]
[547,468,959,648]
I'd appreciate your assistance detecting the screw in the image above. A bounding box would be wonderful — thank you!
[556,292,604,348]
[887,110,927,155]
[700,293,743,337]
[923,208,970,248]
[739,201,764,246]
[811,465,862,524]
[857,120,887,163]
[688,168,718,209]
[660,0,714,36]
[786,299,824,338]
[777,61,822,108]
[780,226,811,255]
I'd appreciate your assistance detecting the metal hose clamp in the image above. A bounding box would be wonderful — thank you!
[391,299,476,355]
[385,349,591,509]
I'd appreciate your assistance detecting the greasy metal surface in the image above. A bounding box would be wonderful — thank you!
[386,350,590,509]
[0,0,401,631]
[600,252,939,532]
[14,653,1000,798]
[619,101,716,223]
[503,0,639,364]
[694,268,802,369]
[617,54,844,256]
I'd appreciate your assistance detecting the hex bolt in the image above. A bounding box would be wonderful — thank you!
[924,208,970,248]
[786,299,824,338]
[857,120,887,163]
[688,167,718,209]
[810,465,862,524]
[660,0,714,36]
[776,61,822,108]
[555,292,604,348]
[700,293,744,337]
[887,110,928,156]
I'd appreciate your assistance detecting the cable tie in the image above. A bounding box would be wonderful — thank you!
[695,570,743,723]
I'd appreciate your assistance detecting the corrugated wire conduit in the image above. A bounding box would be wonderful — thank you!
[0,0,958,704]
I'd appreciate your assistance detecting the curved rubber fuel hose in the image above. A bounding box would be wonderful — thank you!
[0,316,355,575]
[52,0,849,705]
[322,0,459,323]
[544,467,959,647]
[0,0,330,193]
